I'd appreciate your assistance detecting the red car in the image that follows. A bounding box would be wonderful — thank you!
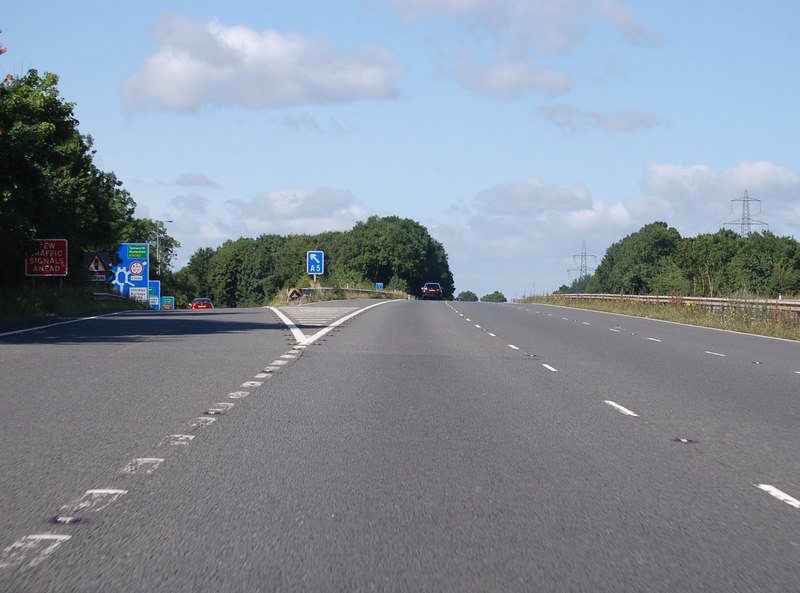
[190,298,214,309]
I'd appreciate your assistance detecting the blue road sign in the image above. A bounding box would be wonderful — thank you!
[110,243,150,303]
[307,251,324,275]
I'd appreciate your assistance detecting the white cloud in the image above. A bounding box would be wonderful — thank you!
[455,57,572,97]
[171,192,210,214]
[121,14,403,112]
[386,0,659,98]
[438,159,800,297]
[641,160,800,236]
[227,187,368,235]
[388,0,661,52]
[176,173,220,188]
[474,177,592,215]
[539,103,664,132]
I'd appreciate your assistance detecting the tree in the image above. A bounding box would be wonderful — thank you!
[458,290,478,301]
[481,291,507,303]
[0,70,136,286]
[119,218,180,279]
[594,222,682,294]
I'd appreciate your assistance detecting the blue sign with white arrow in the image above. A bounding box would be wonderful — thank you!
[307,251,324,275]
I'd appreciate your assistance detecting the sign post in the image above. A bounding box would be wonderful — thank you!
[306,251,324,283]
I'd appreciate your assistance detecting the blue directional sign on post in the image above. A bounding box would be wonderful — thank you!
[307,251,324,275]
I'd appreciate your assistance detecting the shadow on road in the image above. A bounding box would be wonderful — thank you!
[0,308,286,345]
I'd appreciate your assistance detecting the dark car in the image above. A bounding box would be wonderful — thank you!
[190,298,214,309]
[420,282,443,300]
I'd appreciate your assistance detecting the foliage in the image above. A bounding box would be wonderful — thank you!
[458,290,479,301]
[526,294,800,341]
[481,291,507,303]
[118,218,180,280]
[0,70,137,287]
[168,216,454,308]
[557,223,800,299]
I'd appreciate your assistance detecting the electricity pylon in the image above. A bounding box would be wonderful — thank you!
[568,240,596,279]
[725,190,768,237]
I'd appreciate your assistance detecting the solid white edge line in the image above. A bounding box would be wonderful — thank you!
[268,306,306,344]
[603,400,639,417]
[0,310,125,338]
[757,484,800,509]
[269,300,395,346]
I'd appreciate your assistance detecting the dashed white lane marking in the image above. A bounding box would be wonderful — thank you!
[166,434,195,446]
[488,333,496,337]
[60,489,128,514]
[228,391,249,399]
[582,322,590,325]
[542,364,558,372]
[757,484,800,509]
[241,381,263,388]
[119,458,164,475]
[610,328,621,333]
[603,400,639,417]
[508,344,519,350]
[0,534,71,571]
[705,351,726,357]
[647,337,662,342]
[475,324,481,328]
[270,360,289,367]
[190,417,217,427]
[254,372,271,379]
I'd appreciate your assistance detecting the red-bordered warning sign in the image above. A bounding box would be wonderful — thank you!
[87,252,107,273]
[26,239,68,277]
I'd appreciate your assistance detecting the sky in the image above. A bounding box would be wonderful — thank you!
[4,0,800,298]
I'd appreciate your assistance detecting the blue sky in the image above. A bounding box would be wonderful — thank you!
[4,0,799,298]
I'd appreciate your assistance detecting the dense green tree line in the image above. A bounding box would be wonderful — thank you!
[1,69,181,288]
[1,69,453,307]
[0,70,140,285]
[171,216,455,307]
[559,222,800,298]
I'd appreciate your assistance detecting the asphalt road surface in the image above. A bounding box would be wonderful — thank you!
[1,299,799,592]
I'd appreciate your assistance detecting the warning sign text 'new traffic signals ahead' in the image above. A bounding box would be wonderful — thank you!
[26,239,68,277]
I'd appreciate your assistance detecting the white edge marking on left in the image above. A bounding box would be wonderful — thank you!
[757,484,800,509]
[603,400,639,417]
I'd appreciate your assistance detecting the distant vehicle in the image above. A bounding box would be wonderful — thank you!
[420,282,443,300]
[190,298,214,309]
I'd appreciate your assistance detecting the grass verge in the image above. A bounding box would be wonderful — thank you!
[521,295,800,341]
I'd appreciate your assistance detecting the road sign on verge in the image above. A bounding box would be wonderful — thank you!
[307,251,324,275]
[26,239,68,277]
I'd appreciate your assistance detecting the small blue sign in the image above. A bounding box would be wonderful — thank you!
[148,280,161,310]
[376,283,384,290]
[307,251,324,275]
